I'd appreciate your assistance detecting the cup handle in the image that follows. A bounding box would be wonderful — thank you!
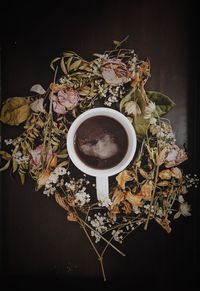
[96,176,109,201]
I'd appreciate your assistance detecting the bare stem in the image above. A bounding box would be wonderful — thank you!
[144,165,159,230]
[99,257,106,282]
[79,218,125,257]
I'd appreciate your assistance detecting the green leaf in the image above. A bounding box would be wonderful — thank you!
[19,172,25,184]
[67,57,73,72]
[133,115,150,139]
[50,57,61,71]
[63,52,75,57]
[70,59,82,71]
[13,159,18,173]
[60,57,68,75]
[147,91,175,116]
[0,160,11,172]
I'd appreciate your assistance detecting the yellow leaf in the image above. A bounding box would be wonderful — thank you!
[0,97,30,125]
[116,170,133,189]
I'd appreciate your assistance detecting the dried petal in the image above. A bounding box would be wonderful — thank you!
[111,188,125,208]
[124,101,141,116]
[67,212,78,222]
[125,191,143,206]
[141,181,153,199]
[116,170,133,189]
[171,167,182,180]
[30,98,45,113]
[159,169,172,180]
[37,170,50,188]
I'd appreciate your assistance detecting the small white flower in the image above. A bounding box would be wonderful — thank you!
[150,117,157,125]
[124,101,141,116]
[98,196,112,208]
[180,202,191,217]
[144,101,156,119]
[178,195,185,204]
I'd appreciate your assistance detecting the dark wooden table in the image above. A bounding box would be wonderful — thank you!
[0,1,199,289]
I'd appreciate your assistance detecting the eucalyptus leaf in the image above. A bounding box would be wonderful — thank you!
[0,160,11,172]
[50,57,61,70]
[147,91,175,116]
[70,60,82,71]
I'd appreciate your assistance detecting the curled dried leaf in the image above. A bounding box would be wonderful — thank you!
[116,170,133,189]
[157,147,169,166]
[55,192,69,211]
[157,181,171,187]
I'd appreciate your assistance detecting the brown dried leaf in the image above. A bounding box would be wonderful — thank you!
[67,195,76,207]
[55,192,69,211]
[37,170,50,189]
[111,188,125,208]
[116,170,133,189]
[0,97,30,125]
[156,217,172,233]
[125,191,143,206]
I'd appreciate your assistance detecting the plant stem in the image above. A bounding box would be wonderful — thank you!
[99,256,106,282]
[144,165,159,230]
[79,218,125,257]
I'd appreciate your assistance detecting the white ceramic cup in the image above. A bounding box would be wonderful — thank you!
[67,108,137,201]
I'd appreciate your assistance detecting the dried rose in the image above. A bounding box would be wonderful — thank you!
[100,59,129,85]
[30,145,52,168]
[49,89,79,114]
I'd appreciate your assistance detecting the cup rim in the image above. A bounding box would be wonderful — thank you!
[66,108,137,177]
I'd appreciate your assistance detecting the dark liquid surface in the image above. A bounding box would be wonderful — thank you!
[74,116,128,169]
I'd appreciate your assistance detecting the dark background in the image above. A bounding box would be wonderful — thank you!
[0,0,199,290]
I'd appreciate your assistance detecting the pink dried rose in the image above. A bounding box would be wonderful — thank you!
[30,145,52,168]
[49,88,79,114]
[100,58,130,86]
